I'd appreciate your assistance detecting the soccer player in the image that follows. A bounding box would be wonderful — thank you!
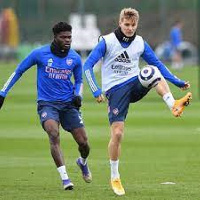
[0,22,92,190]
[170,20,184,70]
[83,8,192,196]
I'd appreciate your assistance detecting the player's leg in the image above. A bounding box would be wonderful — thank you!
[71,127,92,183]
[109,121,125,196]
[37,102,73,190]
[172,50,183,70]
[139,66,192,117]
[60,106,92,183]
[106,84,132,196]
[154,77,192,117]
[154,77,175,107]
[109,122,124,172]
[43,119,73,190]
[44,119,63,167]
[109,122,123,178]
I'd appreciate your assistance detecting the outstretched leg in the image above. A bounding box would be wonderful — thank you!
[154,78,192,117]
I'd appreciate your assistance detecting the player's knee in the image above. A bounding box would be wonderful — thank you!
[112,127,124,141]
[111,122,124,141]
[44,122,59,135]
[44,124,59,144]
[113,130,123,142]
[47,127,59,137]
[79,140,89,149]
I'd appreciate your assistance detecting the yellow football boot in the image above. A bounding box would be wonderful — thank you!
[172,92,192,117]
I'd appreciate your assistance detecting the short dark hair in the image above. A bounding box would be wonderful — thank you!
[173,19,182,26]
[52,22,72,35]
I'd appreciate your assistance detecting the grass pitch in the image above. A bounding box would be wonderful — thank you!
[0,63,199,200]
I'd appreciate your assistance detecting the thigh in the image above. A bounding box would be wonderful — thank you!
[130,78,150,103]
[37,102,60,129]
[43,119,60,138]
[60,108,84,132]
[107,84,132,124]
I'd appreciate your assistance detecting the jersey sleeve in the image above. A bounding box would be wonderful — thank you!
[83,39,106,97]
[0,49,38,97]
[141,41,185,88]
[73,55,83,97]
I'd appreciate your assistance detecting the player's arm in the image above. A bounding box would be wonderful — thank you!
[83,39,106,103]
[0,50,38,109]
[72,55,83,108]
[141,41,189,89]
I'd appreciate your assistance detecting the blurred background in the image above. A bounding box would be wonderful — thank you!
[0,0,200,200]
[0,0,199,66]
[0,3,200,199]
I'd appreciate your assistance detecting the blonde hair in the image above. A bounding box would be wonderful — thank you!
[119,8,139,23]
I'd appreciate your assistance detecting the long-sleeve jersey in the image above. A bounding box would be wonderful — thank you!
[83,33,185,98]
[170,27,182,48]
[0,44,83,102]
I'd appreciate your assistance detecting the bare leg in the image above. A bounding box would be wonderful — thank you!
[154,77,171,97]
[71,127,92,183]
[43,119,73,189]
[172,51,183,70]
[108,122,124,161]
[44,119,64,167]
[109,121,125,195]
[71,127,90,159]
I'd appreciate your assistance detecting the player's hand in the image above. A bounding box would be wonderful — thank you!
[0,95,5,109]
[96,94,105,103]
[72,95,82,108]
[181,81,190,90]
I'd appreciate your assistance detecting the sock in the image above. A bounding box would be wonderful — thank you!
[163,92,175,109]
[79,157,87,165]
[110,160,120,180]
[57,165,69,180]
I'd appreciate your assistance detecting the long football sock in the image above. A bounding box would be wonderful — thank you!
[163,92,175,110]
[110,159,120,180]
[57,165,69,180]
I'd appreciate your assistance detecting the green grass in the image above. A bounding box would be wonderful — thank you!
[0,63,200,199]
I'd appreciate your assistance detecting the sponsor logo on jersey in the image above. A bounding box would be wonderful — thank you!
[114,51,131,63]
[111,64,132,75]
[111,65,132,71]
[45,66,72,80]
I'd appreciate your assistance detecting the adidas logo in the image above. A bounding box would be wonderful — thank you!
[114,51,131,63]
[47,58,53,67]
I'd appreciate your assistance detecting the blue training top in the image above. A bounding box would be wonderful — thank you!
[0,44,83,102]
[170,27,182,48]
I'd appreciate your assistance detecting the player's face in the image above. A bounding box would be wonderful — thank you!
[54,31,72,50]
[119,18,138,37]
